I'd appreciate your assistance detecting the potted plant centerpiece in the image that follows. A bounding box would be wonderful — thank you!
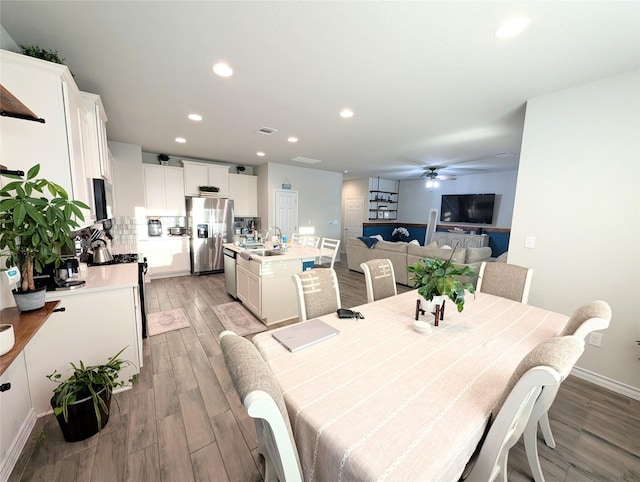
[47,348,133,442]
[0,164,88,311]
[406,247,477,313]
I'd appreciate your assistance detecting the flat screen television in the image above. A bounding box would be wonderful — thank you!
[440,194,495,224]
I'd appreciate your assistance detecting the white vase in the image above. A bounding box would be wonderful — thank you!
[0,324,15,355]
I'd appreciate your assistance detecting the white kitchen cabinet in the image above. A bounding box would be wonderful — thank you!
[183,161,230,197]
[81,92,111,183]
[0,50,100,226]
[0,351,36,482]
[143,164,186,215]
[228,173,258,217]
[24,288,140,416]
[109,141,144,218]
[138,237,190,279]
[237,264,261,316]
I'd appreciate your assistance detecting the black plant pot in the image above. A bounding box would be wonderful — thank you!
[51,388,111,442]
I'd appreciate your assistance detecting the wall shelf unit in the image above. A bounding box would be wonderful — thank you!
[369,190,398,220]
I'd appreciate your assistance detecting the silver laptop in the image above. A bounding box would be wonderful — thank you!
[272,318,339,352]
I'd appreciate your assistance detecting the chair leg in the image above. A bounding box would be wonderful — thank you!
[524,420,546,482]
[264,456,277,482]
[539,413,556,448]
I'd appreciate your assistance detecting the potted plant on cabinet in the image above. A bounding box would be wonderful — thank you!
[0,164,88,311]
[46,348,133,442]
[406,247,477,313]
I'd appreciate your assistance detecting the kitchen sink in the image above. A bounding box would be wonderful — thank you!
[248,249,283,257]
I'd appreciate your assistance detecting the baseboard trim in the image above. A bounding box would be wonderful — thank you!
[571,366,640,401]
[0,408,36,482]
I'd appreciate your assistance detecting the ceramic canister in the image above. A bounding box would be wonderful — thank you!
[0,324,15,355]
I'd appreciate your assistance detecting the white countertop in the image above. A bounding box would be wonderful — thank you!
[138,234,190,241]
[224,243,320,263]
[45,263,138,299]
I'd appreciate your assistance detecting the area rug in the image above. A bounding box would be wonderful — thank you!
[212,302,267,336]
[147,308,190,336]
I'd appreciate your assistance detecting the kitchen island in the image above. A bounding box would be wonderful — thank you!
[224,243,321,325]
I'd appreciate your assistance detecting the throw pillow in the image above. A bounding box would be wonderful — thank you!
[426,241,439,248]
[409,239,420,246]
[441,245,452,249]
[357,236,378,249]
[371,235,383,241]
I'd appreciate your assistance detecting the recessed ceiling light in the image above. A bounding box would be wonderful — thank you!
[495,16,530,39]
[340,109,354,118]
[188,114,202,121]
[344,170,349,174]
[257,151,265,157]
[175,137,186,143]
[213,62,233,77]
[287,137,298,143]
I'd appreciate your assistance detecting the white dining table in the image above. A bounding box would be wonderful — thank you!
[252,290,568,482]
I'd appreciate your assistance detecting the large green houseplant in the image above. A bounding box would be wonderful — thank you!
[406,249,477,313]
[0,164,88,309]
[46,347,133,442]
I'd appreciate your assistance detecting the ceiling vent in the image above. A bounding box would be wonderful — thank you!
[291,156,322,164]
[257,126,278,135]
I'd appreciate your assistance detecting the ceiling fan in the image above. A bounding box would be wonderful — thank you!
[421,167,456,188]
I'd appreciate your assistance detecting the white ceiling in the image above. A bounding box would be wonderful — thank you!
[1,1,638,181]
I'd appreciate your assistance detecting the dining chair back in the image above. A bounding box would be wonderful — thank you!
[361,258,397,303]
[476,261,534,304]
[316,237,341,269]
[291,268,341,321]
[302,235,320,248]
[463,336,585,482]
[523,301,612,482]
[290,232,305,245]
[219,331,303,482]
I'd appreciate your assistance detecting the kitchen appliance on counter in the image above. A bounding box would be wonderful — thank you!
[169,226,187,236]
[37,256,86,290]
[90,239,114,264]
[187,197,233,275]
[148,218,162,236]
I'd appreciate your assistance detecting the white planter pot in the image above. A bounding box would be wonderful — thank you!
[423,295,445,314]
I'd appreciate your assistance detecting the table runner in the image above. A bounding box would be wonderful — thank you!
[253,291,568,481]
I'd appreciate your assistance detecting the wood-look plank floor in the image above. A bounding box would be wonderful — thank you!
[9,259,640,481]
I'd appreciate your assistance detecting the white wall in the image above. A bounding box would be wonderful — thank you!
[510,70,640,394]
[0,25,19,52]
[398,171,518,228]
[257,162,343,240]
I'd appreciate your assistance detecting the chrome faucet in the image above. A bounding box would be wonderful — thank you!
[265,226,282,246]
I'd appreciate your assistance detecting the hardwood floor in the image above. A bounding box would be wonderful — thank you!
[9,260,640,481]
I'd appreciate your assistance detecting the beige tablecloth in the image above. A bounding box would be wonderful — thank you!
[253,291,568,482]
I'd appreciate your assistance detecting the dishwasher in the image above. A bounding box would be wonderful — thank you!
[223,247,237,298]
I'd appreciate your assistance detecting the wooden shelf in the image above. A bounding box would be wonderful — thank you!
[0,84,46,123]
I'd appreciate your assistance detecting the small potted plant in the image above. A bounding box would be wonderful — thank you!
[392,226,410,242]
[406,248,477,313]
[47,348,133,442]
[0,164,88,311]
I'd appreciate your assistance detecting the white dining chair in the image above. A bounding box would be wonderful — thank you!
[361,258,397,303]
[463,336,585,482]
[290,232,305,245]
[291,268,341,321]
[219,331,303,482]
[302,235,320,249]
[476,261,534,304]
[523,301,612,482]
[316,237,340,269]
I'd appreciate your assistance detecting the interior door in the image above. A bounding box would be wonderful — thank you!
[344,197,364,249]
[274,190,298,239]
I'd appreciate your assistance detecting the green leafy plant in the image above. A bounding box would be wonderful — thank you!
[406,253,477,312]
[21,44,65,64]
[46,348,133,429]
[0,164,89,291]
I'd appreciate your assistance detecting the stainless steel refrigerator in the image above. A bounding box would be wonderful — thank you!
[187,197,234,274]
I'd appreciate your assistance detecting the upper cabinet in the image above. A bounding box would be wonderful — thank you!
[81,92,111,183]
[143,164,185,216]
[228,173,257,217]
[0,50,112,225]
[182,160,229,197]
